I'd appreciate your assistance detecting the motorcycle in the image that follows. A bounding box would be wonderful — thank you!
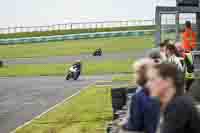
[93,48,102,56]
[65,66,80,80]
[0,60,3,68]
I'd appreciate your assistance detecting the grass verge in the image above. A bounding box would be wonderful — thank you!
[0,59,134,77]
[112,74,133,82]
[0,36,153,58]
[15,85,112,133]
[112,74,135,88]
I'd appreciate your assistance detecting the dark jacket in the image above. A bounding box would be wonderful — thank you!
[72,63,81,71]
[123,87,160,133]
[161,95,200,133]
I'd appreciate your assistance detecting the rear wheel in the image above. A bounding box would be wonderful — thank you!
[99,51,102,56]
[73,72,80,80]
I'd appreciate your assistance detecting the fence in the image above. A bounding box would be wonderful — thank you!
[0,20,155,34]
[0,17,196,34]
[0,30,155,44]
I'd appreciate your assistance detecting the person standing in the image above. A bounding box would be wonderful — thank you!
[182,21,196,51]
[146,63,200,133]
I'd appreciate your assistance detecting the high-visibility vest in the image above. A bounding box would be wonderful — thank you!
[185,53,194,79]
[182,28,196,51]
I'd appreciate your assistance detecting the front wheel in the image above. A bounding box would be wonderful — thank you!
[65,73,71,80]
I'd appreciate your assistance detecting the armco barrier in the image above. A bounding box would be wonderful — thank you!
[0,30,155,45]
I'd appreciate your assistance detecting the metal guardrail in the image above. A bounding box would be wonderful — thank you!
[0,17,195,34]
[0,20,155,34]
[0,30,155,45]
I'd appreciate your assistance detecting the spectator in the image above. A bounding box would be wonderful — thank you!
[160,39,172,61]
[148,39,171,61]
[121,58,160,133]
[182,21,196,51]
[175,42,195,92]
[175,42,185,57]
[146,63,200,133]
[165,44,185,72]
[148,49,162,64]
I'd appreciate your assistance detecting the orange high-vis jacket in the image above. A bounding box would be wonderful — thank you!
[182,28,196,51]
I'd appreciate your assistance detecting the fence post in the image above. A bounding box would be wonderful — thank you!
[95,23,98,31]
[70,24,73,30]
[28,27,30,33]
[48,25,51,31]
[14,27,17,33]
[52,25,55,31]
[7,27,10,34]
[152,18,155,25]
[120,21,122,27]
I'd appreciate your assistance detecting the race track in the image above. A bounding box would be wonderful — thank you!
[0,49,149,133]
[0,75,112,133]
[2,51,148,65]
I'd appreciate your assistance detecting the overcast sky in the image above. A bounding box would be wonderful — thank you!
[0,0,175,27]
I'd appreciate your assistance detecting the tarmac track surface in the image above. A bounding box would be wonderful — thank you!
[0,75,112,133]
[0,49,149,133]
[2,51,149,65]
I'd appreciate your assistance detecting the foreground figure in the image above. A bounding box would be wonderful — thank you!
[147,63,200,133]
[122,58,160,133]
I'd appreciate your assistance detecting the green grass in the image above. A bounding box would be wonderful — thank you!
[0,59,134,77]
[112,74,133,82]
[112,74,136,88]
[15,85,113,133]
[0,36,154,58]
[161,32,176,42]
[0,25,155,39]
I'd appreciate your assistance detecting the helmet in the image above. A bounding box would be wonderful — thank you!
[75,60,81,63]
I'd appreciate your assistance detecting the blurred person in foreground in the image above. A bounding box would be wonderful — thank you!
[146,63,200,133]
[121,58,160,133]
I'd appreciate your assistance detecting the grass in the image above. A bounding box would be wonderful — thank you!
[112,74,136,88]
[161,32,176,42]
[0,36,154,58]
[112,74,133,82]
[0,25,155,39]
[0,59,134,77]
[15,85,113,133]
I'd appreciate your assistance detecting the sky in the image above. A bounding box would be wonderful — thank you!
[0,0,175,28]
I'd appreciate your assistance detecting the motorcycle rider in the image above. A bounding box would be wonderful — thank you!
[71,60,82,72]
[93,48,102,56]
[66,60,82,80]
[69,60,82,75]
